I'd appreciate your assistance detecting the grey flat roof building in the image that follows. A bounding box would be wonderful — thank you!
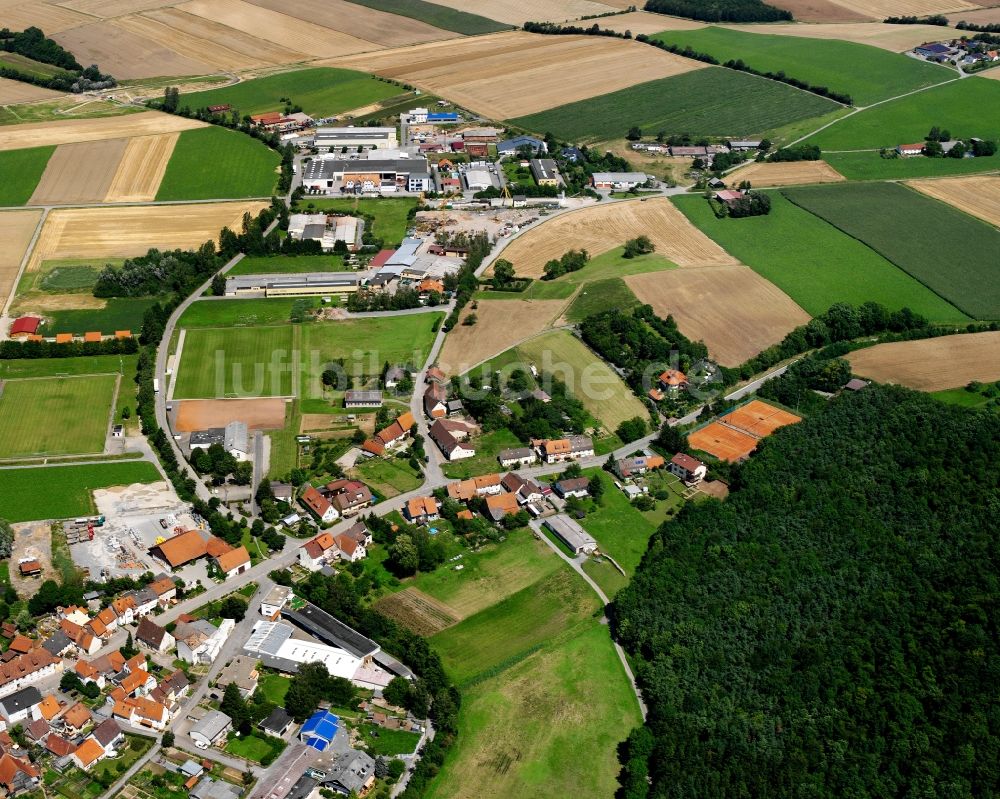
[226,273,360,293]
[284,602,379,660]
[543,515,598,555]
[189,710,232,746]
[0,686,41,718]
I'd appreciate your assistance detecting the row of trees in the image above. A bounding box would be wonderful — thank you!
[0,27,114,91]
[442,232,491,332]
[643,0,791,22]
[542,249,589,279]
[0,335,138,360]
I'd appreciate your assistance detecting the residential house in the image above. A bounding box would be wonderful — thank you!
[6,638,31,657]
[135,617,175,654]
[174,618,235,665]
[325,479,374,517]
[669,453,707,485]
[322,748,376,796]
[658,369,687,393]
[128,587,159,617]
[110,596,137,626]
[114,697,170,731]
[40,631,73,659]
[59,607,89,627]
[0,753,38,794]
[89,719,124,755]
[332,527,368,563]
[0,650,62,699]
[299,532,339,571]
[25,719,48,744]
[429,419,476,460]
[425,366,447,385]
[497,135,545,155]
[70,738,105,771]
[614,454,665,480]
[118,667,156,699]
[446,473,502,501]
[190,777,241,799]
[553,477,590,499]
[148,576,178,605]
[405,497,439,525]
[501,473,544,505]
[301,485,339,524]
[151,670,189,708]
[423,383,448,419]
[383,365,407,389]
[36,695,60,722]
[270,482,294,504]
[0,688,41,730]
[485,492,519,521]
[215,546,251,579]
[59,620,99,655]
[62,703,91,735]
[190,711,232,749]
[260,585,292,620]
[216,657,259,699]
[537,436,593,464]
[45,733,75,758]
[362,412,415,456]
[497,447,538,468]
[260,707,293,738]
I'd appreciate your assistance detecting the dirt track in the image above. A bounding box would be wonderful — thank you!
[908,176,1000,228]
[29,139,128,205]
[819,0,977,19]
[104,133,179,202]
[0,111,205,151]
[847,332,1000,390]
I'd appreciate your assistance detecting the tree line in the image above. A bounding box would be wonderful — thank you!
[0,27,114,91]
[643,0,791,22]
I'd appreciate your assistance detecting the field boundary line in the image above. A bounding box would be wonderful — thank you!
[105,373,121,452]
[168,328,185,403]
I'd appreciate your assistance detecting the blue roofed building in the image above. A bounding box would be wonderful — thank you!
[497,135,546,156]
[300,710,339,751]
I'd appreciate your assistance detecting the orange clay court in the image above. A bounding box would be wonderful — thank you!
[689,400,801,462]
[725,399,802,438]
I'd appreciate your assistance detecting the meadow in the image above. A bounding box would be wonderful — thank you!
[673,193,970,322]
[177,298,315,328]
[156,127,279,201]
[298,197,417,247]
[651,27,952,106]
[803,76,1000,150]
[40,298,159,336]
[439,429,523,480]
[174,325,296,398]
[564,277,640,323]
[824,150,1000,181]
[227,254,344,276]
[784,182,1000,319]
[350,456,422,498]
[512,67,838,142]
[0,375,117,458]
[0,146,54,206]
[0,461,161,522]
[343,0,510,34]
[175,67,401,118]
[577,470,660,576]
[0,355,133,379]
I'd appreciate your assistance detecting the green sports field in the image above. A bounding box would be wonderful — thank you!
[0,375,117,458]
[651,27,953,107]
[0,146,54,206]
[672,193,970,323]
[227,254,344,276]
[39,298,159,336]
[175,67,401,118]
[784,182,1000,319]
[177,298,317,328]
[511,67,838,143]
[298,197,416,247]
[0,461,161,522]
[174,325,295,398]
[343,0,509,33]
[156,127,279,201]
[803,76,1000,150]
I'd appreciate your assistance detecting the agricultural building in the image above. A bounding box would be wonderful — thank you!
[8,317,40,338]
[728,140,762,151]
[591,172,648,190]
[544,515,598,555]
[215,545,251,579]
[669,453,707,485]
[189,421,249,460]
[896,143,925,156]
[225,272,359,299]
[429,418,476,460]
[344,390,383,409]
[530,159,560,187]
[149,530,209,569]
[314,127,398,151]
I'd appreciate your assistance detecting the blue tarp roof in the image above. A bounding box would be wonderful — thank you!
[301,710,339,751]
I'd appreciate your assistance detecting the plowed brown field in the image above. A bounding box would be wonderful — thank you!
[375,589,459,636]
[493,199,739,279]
[625,266,810,365]
[174,398,287,431]
[0,77,61,103]
[104,132,178,202]
[428,0,616,24]
[847,332,1000,390]
[770,0,874,20]
[908,176,1000,228]
[0,111,205,151]
[327,31,705,118]
[730,159,846,187]
[0,210,43,311]
[28,139,127,205]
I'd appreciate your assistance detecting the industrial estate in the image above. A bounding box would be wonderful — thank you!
[0,2,999,799]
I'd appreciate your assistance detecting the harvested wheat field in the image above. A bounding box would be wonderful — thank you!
[114,9,307,70]
[591,10,706,35]
[174,398,287,431]
[769,0,872,21]
[0,210,43,310]
[625,266,810,365]
[731,159,846,187]
[689,421,760,462]
[25,201,267,273]
[375,589,460,636]
[0,77,61,104]
[821,0,977,19]
[847,332,1000,390]
[724,399,802,437]
[908,176,1000,227]
[0,111,204,151]
[177,0,380,58]
[53,21,216,78]
[245,0,457,46]
[28,139,128,205]
[1,1,93,33]
[950,6,1000,24]
[328,31,704,118]
[494,198,738,279]
[104,133,179,203]
[57,0,179,16]
[437,299,567,375]
[722,21,963,50]
[429,0,617,24]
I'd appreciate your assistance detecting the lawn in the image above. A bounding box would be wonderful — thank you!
[225,731,285,764]
[784,182,1000,319]
[178,298,315,328]
[576,470,659,576]
[516,330,649,432]
[173,325,295,398]
[651,27,953,107]
[357,723,421,756]
[512,67,838,143]
[297,197,417,247]
[581,557,630,599]
[426,623,641,799]
[0,145,54,205]
[156,127,279,201]
[803,76,1000,150]
[39,298,159,336]
[343,0,510,33]
[439,428,522,480]
[175,67,401,118]
[672,193,971,323]
[258,672,291,705]
[227,254,344,276]
[564,277,641,323]
[824,150,1000,181]
[0,354,133,379]
[0,461,161,522]
[90,734,152,780]
[0,374,117,458]
[351,456,422,498]
[932,386,999,409]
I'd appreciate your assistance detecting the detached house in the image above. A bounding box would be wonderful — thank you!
[301,485,338,524]
[136,617,175,654]
[429,419,476,461]
[614,454,665,480]
[537,436,593,464]
[658,369,687,394]
[553,477,590,499]
[446,473,502,501]
[498,447,538,468]
[326,480,374,517]
[669,453,707,485]
[362,412,415,457]
[423,383,448,419]
[405,497,439,525]
[501,473,544,505]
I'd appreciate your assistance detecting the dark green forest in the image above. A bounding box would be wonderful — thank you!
[612,384,1000,797]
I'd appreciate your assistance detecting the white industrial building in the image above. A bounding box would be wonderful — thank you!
[302,156,431,194]
[224,273,360,299]
[591,172,650,190]
[314,127,397,151]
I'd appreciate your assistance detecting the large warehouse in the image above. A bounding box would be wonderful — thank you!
[314,127,397,150]
[224,273,360,299]
[302,156,431,194]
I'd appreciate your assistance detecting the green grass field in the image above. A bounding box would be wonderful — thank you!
[174,325,295,398]
[351,456,422,498]
[177,67,400,118]
[564,277,640,323]
[803,76,999,150]
[0,146,54,205]
[672,193,970,322]
[651,27,952,107]
[358,723,421,756]
[0,354,133,379]
[18,257,125,295]
[784,182,1000,319]
[297,197,416,247]
[156,127,279,200]
[577,470,660,576]
[512,67,838,142]
[0,461,161,522]
[824,150,1000,180]
[517,330,648,431]
[258,673,291,704]
[439,428,522,480]
[225,732,284,763]
[0,375,117,458]
[39,298,158,336]
[343,0,510,33]
[227,254,344,276]
[0,53,65,78]
[178,298,316,328]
